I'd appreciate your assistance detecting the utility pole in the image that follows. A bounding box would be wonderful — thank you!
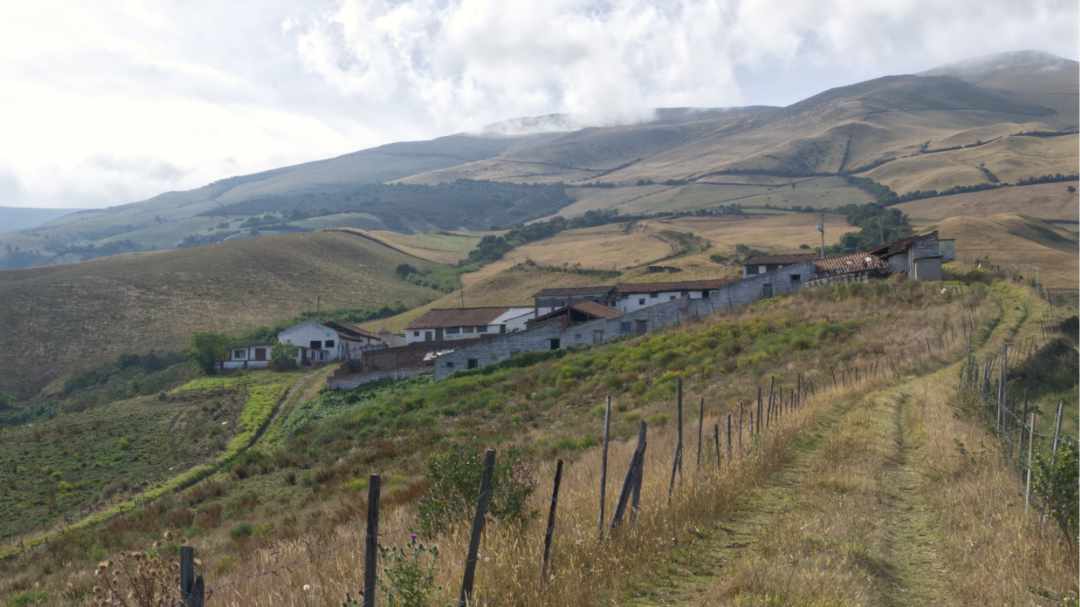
[459,288,465,309]
[878,216,885,245]
[315,295,320,314]
[817,212,826,259]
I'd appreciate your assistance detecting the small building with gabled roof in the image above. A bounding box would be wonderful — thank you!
[743,253,817,278]
[613,278,736,313]
[405,306,535,344]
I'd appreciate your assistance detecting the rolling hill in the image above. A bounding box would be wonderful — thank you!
[0,50,1075,270]
[0,230,450,399]
[0,206,82,233]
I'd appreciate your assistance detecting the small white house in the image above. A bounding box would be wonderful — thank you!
[278,321,344,364]
[613,279,732,313]
[223,344,274,370]
[404,306,535,344]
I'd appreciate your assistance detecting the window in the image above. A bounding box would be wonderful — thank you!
[650,293,658,298]
[463,326,475,333]
[669,295,677,301]
[309,340,322,350]
[762,283,773,298]
[703,290,711,299]
[446,361,454,369]
[478,325,489,333]
[233,349,246,360]
[446,327,461,334]
[791,274,801,285]
[549,338,560,350]
[413,331,420,337]
[467,358,479,369]
[620,321,632,334]
[638,298,646,305]
[324,339,335,349]
[759,265,767,274]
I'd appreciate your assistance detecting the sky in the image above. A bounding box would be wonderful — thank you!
[0,0,1076,209]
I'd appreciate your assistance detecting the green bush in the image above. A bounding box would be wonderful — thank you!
[271,343,299,371]
[229,522,254,541]
[379,537,440,607]
[1033,441,1079,547]
[417,443,535,537]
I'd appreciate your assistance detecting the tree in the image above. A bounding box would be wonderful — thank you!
[190,332,229,375]
[270,343,299,371]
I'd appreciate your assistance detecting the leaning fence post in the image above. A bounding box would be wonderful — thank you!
[631,423,647,523]
[676,378,684,478]
[612,421,647,530]
[363,474,381,607]
[696,397,705,470]
[459,449,496,607]
[598,396,612,539]
[180,546,204,607]
[1025,412,1036,514]
[541,460,563,583]
[756,386,763,435]
[997,344,1008,433]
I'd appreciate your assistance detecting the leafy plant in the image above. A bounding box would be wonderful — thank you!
[417,443,536,537]
[1033,440,1079,547]
[189,332,230,375]
[380,536,440,607]
[270,343,299,371]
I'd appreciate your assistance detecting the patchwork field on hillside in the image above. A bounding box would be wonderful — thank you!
[0,231,447,399]
[899,180,1079,225]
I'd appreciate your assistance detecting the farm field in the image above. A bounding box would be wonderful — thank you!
[899,180,1080,224]
[933,213,1079,289]
[863,134,1078,194]
[0,230,448,399]
[359,230,482,264]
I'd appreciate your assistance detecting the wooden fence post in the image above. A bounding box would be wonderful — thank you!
[612,421,647,530]
[459,449,496,607]
[676,378,684,479]
[541,460,563,582]
[756,386,763,435]
[713,424,721,469]
[696,397,705,469]
[631,422,647,523]
[180,546,204,607]
[1050,401,1064,466]
[726,413,733,462]
[363,474,381,607]
[1025,413,1036,514]
[997,344,1008,433]
[598,396,612,539]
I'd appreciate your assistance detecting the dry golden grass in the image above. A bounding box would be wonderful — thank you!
[360,230,482,264]
[900,180,1080,224]
[0,231,445,399]
[865,134,1079,194]
[86,282,1001,607]
[934,213,1079,289]
[504,223,676,270]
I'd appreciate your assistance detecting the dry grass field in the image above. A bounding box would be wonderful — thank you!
[0,231,446,399]
[864,134,1078,194]
[899,180,1080,224]
[25,281,1067,607]
[933,213,1079,289]
[357,230,482,264]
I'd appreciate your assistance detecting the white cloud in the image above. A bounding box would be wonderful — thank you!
[0,0,1075,209]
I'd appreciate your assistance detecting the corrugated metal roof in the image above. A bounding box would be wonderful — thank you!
[744,253,817,265]
[324,320,383,342]
[406,307,514,329]
[615,278,735,295]
[869,231,938,257]
[534,285,615,298]
[570,301,622,319]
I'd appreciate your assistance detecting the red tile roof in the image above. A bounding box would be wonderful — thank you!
[813,252,888,275]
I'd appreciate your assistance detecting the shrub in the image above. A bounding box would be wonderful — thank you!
[189,332,229,375]
[270,343,299,371]
[417,443,536,537]
[229,522,254,541]
[378,536,440,607]
[1033,441,1079,547]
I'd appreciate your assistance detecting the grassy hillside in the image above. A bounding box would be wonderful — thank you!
[0,207,82,233]
[934,213,1079,289]
[6,277,1071,606]
[2,51,1074,272]
[899,180,1080,225]
[0,231,448,399]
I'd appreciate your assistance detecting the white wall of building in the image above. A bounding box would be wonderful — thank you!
[223,345,272,369]
[279,321,342,362]
[615,290,708,313]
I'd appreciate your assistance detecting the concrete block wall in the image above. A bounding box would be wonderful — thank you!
[434,262,815,380]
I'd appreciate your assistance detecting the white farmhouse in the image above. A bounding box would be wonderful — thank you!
[404,306,535,344]
[613,279,734,313]
[223,343,274,370]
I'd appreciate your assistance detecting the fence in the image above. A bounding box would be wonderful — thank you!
[170,344,958,605]
[957,334,1077,525]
